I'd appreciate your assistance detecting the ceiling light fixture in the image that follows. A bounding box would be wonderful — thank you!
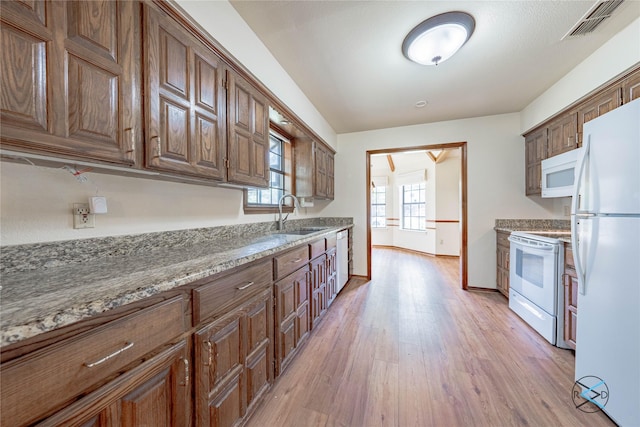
[415,100,428,108]
[402,11,475,66]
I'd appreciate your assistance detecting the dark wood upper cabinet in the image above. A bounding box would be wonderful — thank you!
[547,112,578,158]
[622,70,640,104]
[525,127,546,196]
[1,0,141,165]
[227,70,270,188]
[143,4,227,180]
[524,66,638,196]
[576,85,622,145]
[294,137,335,200]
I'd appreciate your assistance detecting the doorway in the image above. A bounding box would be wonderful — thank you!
[366,142,468,290]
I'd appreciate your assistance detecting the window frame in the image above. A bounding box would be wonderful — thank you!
[371,185,387,228]
[401,182,426,231]
[243,128,294,214]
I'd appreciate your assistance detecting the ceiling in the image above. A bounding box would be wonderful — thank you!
[230,1,640,134]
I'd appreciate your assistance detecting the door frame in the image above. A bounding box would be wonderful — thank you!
[366,141,468,290]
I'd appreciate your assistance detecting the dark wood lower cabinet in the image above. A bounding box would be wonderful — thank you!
[274,267,310,376]
[310,254,327,330]
[39,339,191,427]
[326,247,337,307]
[1,233,348,427]
[194,288,273,427]
[563,244,578,350]
[496,231,510,298]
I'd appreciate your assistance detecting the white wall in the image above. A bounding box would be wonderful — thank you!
[521,18,640,132]
[0,162,330,245]
[371,152,459,256]
[434,151,461,256]
[325,113,558,287]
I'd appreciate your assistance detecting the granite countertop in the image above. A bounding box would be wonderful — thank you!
[0,220,352,348]
[494,219,571,243]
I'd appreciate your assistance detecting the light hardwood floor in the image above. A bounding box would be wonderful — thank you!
[246,247,614,427]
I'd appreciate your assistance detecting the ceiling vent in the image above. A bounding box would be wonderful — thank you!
[562,0,624,39]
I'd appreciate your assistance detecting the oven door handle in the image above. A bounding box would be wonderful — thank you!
[507,236,555,251]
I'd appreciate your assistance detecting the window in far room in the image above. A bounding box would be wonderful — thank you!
[371,183,387,228]
[401,182,426,231]
[244,131,292,213]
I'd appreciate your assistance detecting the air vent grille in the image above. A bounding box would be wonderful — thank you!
[563,0,624,38]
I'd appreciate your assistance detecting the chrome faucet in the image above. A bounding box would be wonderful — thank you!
[278,193,301,230]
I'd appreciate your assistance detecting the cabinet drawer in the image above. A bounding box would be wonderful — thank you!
[194,260,272,324]
[1,297,185,427]
[309,239,326,259]
[274,246,309,280]
[497,231,510,248]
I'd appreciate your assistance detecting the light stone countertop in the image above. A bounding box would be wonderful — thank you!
[0,224,351,348]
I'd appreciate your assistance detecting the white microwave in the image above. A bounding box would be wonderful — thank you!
[540,147,584,198]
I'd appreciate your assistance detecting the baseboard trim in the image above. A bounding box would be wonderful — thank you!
[467,286,499,293]
[372,245,459,258]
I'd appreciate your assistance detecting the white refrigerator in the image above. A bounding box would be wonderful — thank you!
[571,98,640,426]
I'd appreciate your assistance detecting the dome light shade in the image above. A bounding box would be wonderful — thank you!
[402,12,475,66]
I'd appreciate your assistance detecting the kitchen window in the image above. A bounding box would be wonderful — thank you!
[371,185,387,228]
[402,182,426,231]
[244,132,292,213]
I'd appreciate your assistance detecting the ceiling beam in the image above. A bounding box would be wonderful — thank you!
[386,155,395,172]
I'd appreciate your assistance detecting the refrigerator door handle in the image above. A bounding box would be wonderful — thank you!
[571,137,590,295]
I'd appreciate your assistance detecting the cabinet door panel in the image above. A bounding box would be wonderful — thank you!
[547,113,577,157]
[209,375,243,427]
[2,0,47,25]
[278,318,296,372]
[525,128,546,195]
[195,311,244,426]
[66,0,117,61]
[0,23,48,130]
[245,341,270,414]
[326,151,335,199]
[61,0,138,163]
[296,302,310,345]
[277,278,295,320]
[622,69,640,103]
[244,292,272,412]
[211,317,243,389]
[144,5,226,179]
[67,55,118,143]
[1,0,140,165]
[577,86,621,144]
[161,98,190,161]
[246,291,271,358]
[227,70,269,187]
[121,367,172,427]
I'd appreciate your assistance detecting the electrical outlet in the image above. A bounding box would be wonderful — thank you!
[73,203,95,229]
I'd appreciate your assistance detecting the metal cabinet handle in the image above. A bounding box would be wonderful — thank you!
[236,281,255,290]
[84,342,134,368]
[290,258,303,263]
[180,357,189,386]
[205,341,212,366]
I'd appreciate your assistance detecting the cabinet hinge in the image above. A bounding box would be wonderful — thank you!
[224,158,230,169]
